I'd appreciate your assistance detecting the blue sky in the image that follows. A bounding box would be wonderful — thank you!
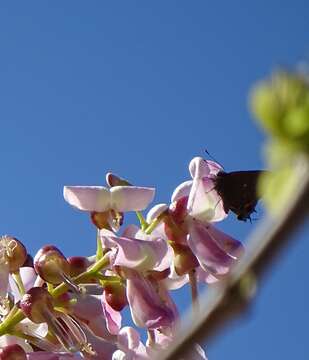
[0,2,308,359]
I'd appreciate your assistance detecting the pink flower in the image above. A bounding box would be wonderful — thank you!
[187,218,243,276]
[126,271,176,330]
[63,185,155,213]
[168,158,244,279]
[145,330,208,360]
[100,229,172,274]
[70,292,117,341]
[113,326,148,360]
[172,157,226,223]
[102,290,122,335]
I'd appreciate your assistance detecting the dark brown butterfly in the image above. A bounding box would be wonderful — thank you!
[214,170,263,222]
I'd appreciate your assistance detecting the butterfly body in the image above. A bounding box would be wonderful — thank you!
[214,170,263,222]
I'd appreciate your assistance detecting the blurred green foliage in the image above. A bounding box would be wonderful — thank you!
[250,71,309,213]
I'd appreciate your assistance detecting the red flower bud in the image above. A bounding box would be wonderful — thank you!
[20,287,54,323]
[67,256,90,277]
[104,282,128,312]
[0,344,27,360]
[34,245,70,284]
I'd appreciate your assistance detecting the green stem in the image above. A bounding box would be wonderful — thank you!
[94,274,122,283]
[136,211,148,231]
[87,251,110,274]
[0,309,25,336]
[51,252,110,298]
[145,218,161,235]
[12,271,26,296]
[96,229,103,261]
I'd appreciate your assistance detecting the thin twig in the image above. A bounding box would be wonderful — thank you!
[159,158,309,360]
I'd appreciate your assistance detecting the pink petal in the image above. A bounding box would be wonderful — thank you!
[122,224,140,238]
[126,272,175,329]
[102,291,122,335]
[111,186,155,212]
[189,157,211,179]
[80,325,117,360]
[0,335,33,352]
[27,353,83,359]
[116,327,149,360]
[189,157,223,178]
[188,177,227,222]
[171,181,192,203]
[71,293,114,341]
[9,267,38,301]
[163,264,189,290]
[103,234,172,273]
[204,224,244,259]
[117,326,142,351]
[146,204,168,223]
[195,267,219,284]
[205,160,223,175]
[63,186,111,212]
[187,220,236,275]
[20,267,37,291]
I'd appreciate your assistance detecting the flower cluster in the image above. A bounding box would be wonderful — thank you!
[0,157,244,359]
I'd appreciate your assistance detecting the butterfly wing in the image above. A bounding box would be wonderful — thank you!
[214,170,263,221]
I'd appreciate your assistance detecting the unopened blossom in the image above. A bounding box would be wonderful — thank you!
[0,235,27,274]
[0,344,27,360]
[0,235,29,312]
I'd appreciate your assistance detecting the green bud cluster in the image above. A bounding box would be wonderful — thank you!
[250,70,309,214]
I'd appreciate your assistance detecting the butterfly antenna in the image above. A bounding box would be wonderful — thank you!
[204,149,225,170]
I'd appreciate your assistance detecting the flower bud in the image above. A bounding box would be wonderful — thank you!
[106,172,131,187]
[34,245,70,284]
[0,235,27,273]
[67,256,90,277]
[104,282,128,312]
[20,287,54,323]
[0,344,27,360]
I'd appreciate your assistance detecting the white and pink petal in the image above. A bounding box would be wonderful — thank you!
[126,272,175,329]
[63,186,111,212]
[111,186,155,212]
